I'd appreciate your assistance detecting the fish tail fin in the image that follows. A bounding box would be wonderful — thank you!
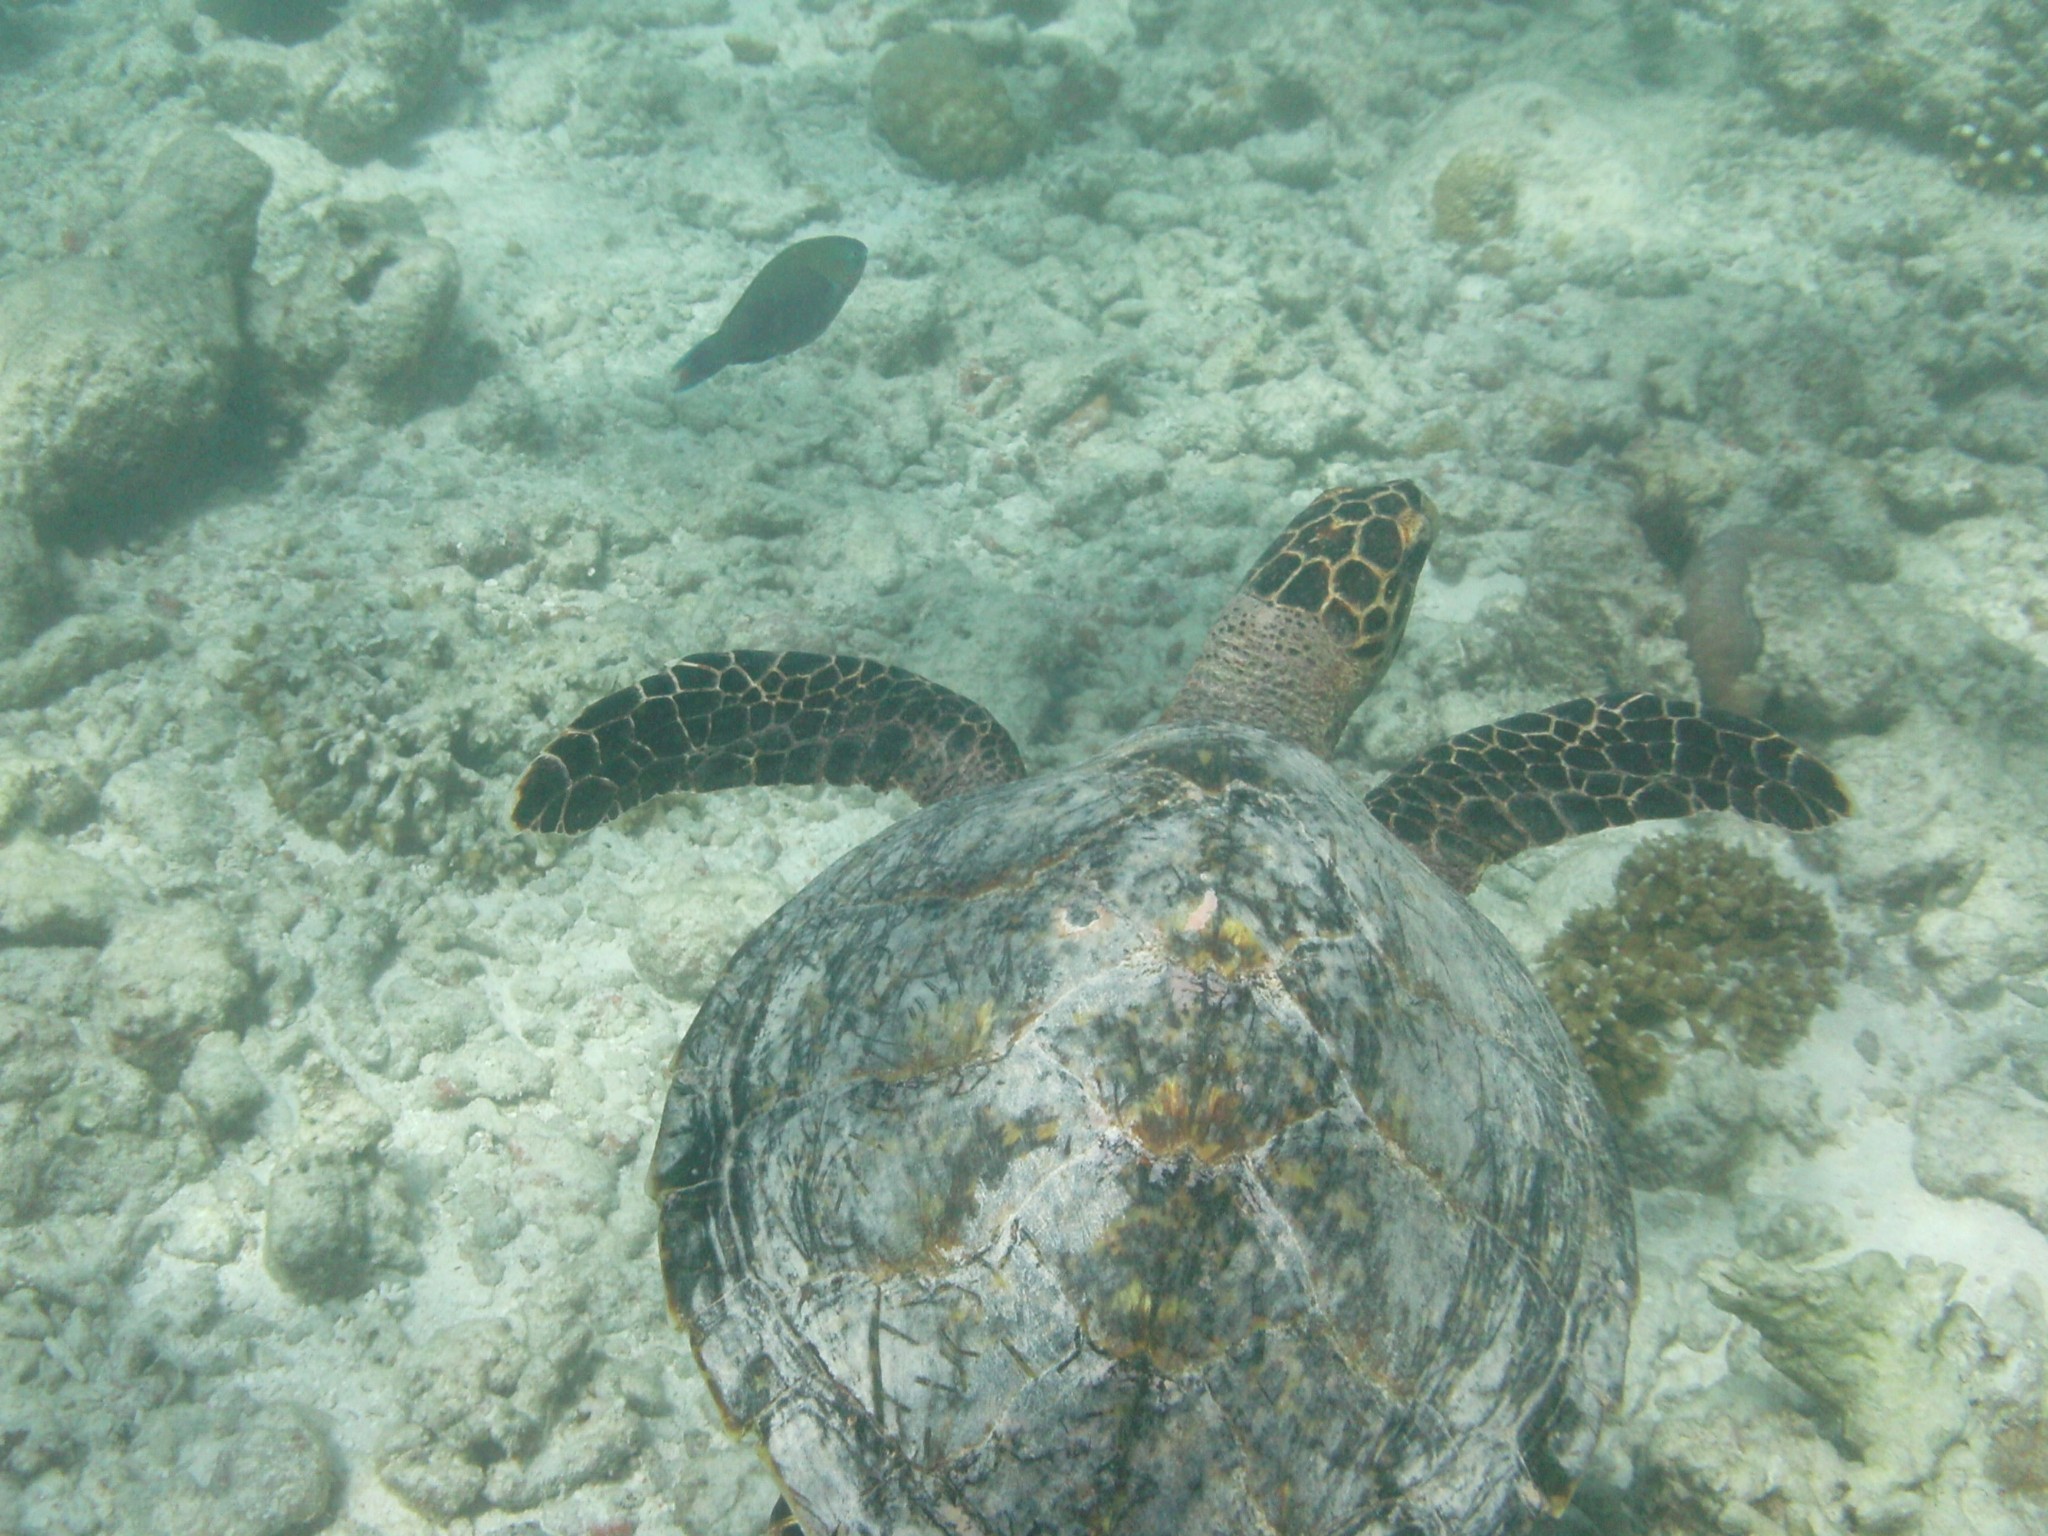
[671,336,726,391]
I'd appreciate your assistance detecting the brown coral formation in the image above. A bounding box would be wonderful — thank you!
[1430,146,1518,245]
[1541,832,1842,1119]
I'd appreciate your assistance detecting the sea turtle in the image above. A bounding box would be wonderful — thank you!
[513,482,1848,1536]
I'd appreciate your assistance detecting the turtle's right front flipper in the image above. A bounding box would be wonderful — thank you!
[1365,691,1849,893]
[513,650,1026,834]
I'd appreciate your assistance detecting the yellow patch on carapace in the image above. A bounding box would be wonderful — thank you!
[1324,1186,1374,1235]
[869,997,1002,1083]
[1130,1074,1252,1163]
[1077,1177,1263,1372]
[1264,1156,1320,1191]
[1104,1275,1201,1357]
[999,1116,1064,1148]
[1533,1480,1579,1518]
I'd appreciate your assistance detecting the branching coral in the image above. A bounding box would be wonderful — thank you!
[1540,833,1841,1119]
[1732,0,2048,195]
[1952,0,2048,193]
[1949,113,2048,193]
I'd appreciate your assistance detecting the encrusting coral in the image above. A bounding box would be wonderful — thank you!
[1429,146,1518,246]
[870,31,1026,182]
[1540,833,1841,1119]
[1707,1249,1978,1482]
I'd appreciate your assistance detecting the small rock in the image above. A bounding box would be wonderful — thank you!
[1610,1047,1823,1193]
[1913,1058,2048,1236]
[295,1052,394,1158]
[205,1402,342,1536]
[1241,369,1363,461]
[377,1310,605,1517]
[162,1196,247,1265]
[0,131,270,645]
[181,1032,268,1138]
[1431,146,1518,245]
[1877,446,1997,531]
[130,1398,342,1536]
[425,1035,553,1106]
[434,510,530,580]
[1641,1386,1853,1536]
[1120,54,1271,153]
[1745,552,1911,737]
[539,525,605,589]
[376,1421,488,1519]
[1909,902,2011,1007]
[99,901,258,1081]
[1614,1047,1758,1191]
[726,32,778,65]
[833,273,949,380]
[0,752,95,835]
[377,967,492,1079]
[1621,421,1757,558]
[1734,1195,1848,1263]
[1245,124,1334,190]
[0,611,169,710]
[198,0,462,163]
[248,194,461,431]
[0,836,119,946]
[627,872,781,1003]
[0,510,51,659]
[197,0,347,45]
[485,1396,639,1510]
[1950,390,2048,466]
[264,1150,375,1300]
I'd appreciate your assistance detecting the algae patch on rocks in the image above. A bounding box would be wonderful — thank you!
[1430,145,1519,245]
[1541,833,1841,1120]
[871,32,1026,182]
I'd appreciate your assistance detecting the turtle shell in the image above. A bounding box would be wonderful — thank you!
[651,720,1634,1536]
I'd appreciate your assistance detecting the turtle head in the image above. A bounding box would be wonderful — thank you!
[1163,481,1437,755]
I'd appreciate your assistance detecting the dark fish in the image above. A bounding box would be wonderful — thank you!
[671,235,868,391]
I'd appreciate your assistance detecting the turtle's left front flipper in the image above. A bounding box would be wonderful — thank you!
[1365,691,1849,893]
[513,649,1024,834]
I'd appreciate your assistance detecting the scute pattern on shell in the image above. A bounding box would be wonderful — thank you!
[651,721,1633,1536]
